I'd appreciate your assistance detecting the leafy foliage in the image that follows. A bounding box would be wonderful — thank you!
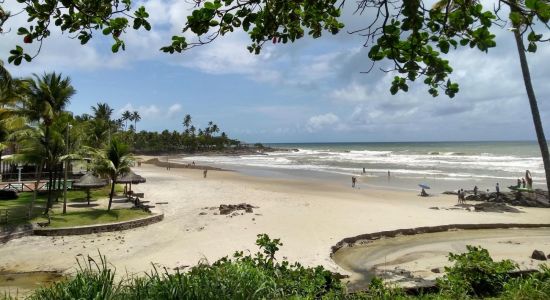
[437,245,517,297]
[3,1,548,97]
[6,0,151,65]
[26,234,345,299]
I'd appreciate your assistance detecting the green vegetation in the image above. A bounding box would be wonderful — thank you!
[0,185,141,228]
[32,209,150,228]
[5,235,550,300]
[4,0,549,197]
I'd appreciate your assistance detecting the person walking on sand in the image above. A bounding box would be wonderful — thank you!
[363,167,366,174]
[473,185,478,197]
[457,189,461,204]
[351,176,356,188]
[203,169,208,178]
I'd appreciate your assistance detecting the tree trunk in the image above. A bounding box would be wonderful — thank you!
[513,28,550,198]
[0,149,3,182]
[45,166,53,214]
[108,178,116,211]
[30,161,43,218]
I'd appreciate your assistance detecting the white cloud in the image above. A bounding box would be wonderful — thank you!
[117,103,161,119]
[306,113,340,132]
[167,103,182,117]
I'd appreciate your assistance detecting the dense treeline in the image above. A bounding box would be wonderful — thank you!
[0,62,241,214]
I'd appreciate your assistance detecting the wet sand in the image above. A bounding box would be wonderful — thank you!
[333,228,550,290]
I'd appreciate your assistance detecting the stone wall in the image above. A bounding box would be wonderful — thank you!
[331,223,550,254]
[33,213,164,236]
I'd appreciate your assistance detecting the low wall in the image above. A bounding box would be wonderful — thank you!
[33,213,164,236]
[0,226,33,243]
[331,223,550,254]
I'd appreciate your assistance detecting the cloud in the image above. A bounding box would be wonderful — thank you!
[117,103,161,119]
[306,113,340,132]
[167,103,182,117]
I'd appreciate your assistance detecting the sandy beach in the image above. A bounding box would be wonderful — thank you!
[2,158,550,293]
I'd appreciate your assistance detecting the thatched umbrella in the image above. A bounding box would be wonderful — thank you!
[73,173,108,205]
[116,170,146,195]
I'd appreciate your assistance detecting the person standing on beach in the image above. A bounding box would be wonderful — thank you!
[522,178,526,188]
[473,186,478,196]
[363,168,366,174]
[351,176,356,188]
[496,183,500,200]
[457,189,461,204]
[203,169,208,178]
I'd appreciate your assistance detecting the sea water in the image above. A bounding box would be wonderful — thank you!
[179,141,546,193]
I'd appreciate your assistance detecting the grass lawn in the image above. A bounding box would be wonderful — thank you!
[0,185,124,209]
[32,208,151,228]
[0,185,149,228]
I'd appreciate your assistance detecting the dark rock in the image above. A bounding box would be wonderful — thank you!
[531,250,547,261]
[199,212,207,216]
[218,203,258,216]
[431,268,441,274]
[429,207,439,210]
[474,202,521,213]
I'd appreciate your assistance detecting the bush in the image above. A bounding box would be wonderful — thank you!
[27,234,345,299]
[437,245,517,298]
[500,265,550,300]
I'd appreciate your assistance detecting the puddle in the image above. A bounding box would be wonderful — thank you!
[0,271,65,296]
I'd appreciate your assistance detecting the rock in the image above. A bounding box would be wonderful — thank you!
[431,268,442,273]
[429,207,439,210]
[531,250,547,261]
[199,212,207,216]
[474,202,521,213]
[218,203,258,216]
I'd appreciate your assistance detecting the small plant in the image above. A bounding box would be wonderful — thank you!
[437,245,517,298]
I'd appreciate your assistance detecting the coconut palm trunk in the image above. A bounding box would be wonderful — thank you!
[108,178,116,211]
[30,161,43,217]
[513,26,550,199]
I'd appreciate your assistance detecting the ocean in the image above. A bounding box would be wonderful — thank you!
[178,141,546,193]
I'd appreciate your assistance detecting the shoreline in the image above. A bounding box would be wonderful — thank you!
[1,159,550,294]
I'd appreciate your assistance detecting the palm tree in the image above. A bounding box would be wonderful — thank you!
[91,102,114,121]
[122,110,132,130]
[433,0,550,197]
[24,72,75,209]
[509,2,550,198]
[93,139,134,211]
[131,111,141,131]
[183,114,192,132]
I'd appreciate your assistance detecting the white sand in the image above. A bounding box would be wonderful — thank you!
[1,160,550,290]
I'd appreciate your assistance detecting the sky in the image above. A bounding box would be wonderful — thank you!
[1,0,549,143]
